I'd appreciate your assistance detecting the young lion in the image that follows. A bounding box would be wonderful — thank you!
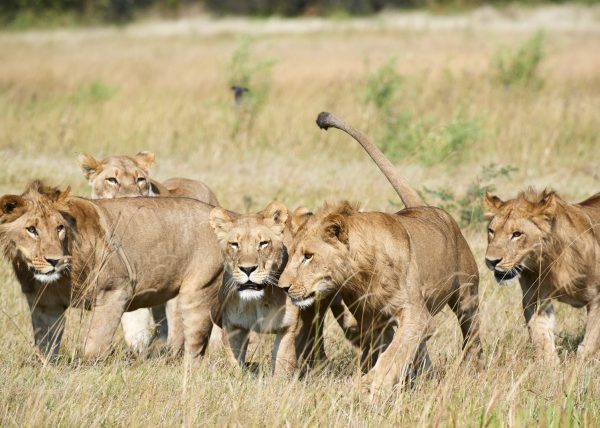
[0,181,223,362]
[484,189,600,363]
[279,112,481,395]
[209,202,358,375]
[78,151,219,354]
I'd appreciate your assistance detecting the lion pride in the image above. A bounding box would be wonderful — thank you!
[0,181,223,362]
[484,188,600,363]
[279,112,482,395]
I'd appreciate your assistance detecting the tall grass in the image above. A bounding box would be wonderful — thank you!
[0,18,599,426]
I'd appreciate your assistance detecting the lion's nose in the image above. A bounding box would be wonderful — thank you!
[485,257,502,270]
[45,257,59,267]
[239,265,257,276]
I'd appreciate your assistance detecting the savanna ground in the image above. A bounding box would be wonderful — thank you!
[1,6,600,426]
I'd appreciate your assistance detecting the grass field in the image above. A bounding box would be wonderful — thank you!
[1,6,600,426]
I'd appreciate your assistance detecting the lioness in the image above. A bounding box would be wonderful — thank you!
[209,202,359,375]
[0,181,223,361]
[79,151,219,354]
[279,112,481,395]
[484,189,600,363]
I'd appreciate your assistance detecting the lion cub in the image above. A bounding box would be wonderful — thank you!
[484,189,600,363]
[279,113,482,395]
[78,151,219,354]
[209,203,358,375]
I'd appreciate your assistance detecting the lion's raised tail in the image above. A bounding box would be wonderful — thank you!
[316,111,425,209]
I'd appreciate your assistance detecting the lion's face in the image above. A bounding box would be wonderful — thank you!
[484,190,556,284]
[279,205,352,309]
[0,183,72,284]
[210,203,290,301]
[79,152,155,199]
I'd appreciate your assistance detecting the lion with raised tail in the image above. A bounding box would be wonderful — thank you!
[78,151,219,354]
[0,181,224,362]
[484,189,600,363]
[278,112,482,396]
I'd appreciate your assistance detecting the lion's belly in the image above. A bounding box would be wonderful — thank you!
[128,287,179,310]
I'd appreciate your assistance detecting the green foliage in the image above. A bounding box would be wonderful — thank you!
[74,79,117,103]
[225,37,274,116]
[493,32,545,88]
[422,163,517,227]
[362,60,480,166]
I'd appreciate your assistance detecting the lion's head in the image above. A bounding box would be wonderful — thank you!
[0,181,72,284]
[209,203,312,301]
[79,152,155,199]
[483,188,557,284]
[279,202,356,309]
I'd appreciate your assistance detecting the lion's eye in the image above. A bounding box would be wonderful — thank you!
[26,226,37,236]
[137,177,146,184]
[512,231,523,239]
[259,241,270,249]
[57,225,65,233]
[106,177,118,184]
[302,253,313,262]
[229,242,239,250]
[488,228,494,237]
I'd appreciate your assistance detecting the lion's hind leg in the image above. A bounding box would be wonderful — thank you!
[448,273,483,365]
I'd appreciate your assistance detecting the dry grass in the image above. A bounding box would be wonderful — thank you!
[1,7,600,426]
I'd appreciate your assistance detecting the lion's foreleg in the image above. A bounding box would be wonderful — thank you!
[328,295,360,348]
[521,283,559,364]
[577,297,600,360]
[366,304,428,397]
[26,294,66,362]
[273,327,299,377]
[222,324,249,368]
[84,288,130,359]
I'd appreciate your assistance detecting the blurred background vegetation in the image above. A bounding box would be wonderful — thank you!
[1,0,599,27]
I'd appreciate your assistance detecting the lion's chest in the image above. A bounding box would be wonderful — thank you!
[224,291,292,333]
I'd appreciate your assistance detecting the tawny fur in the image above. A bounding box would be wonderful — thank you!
[78,151,219,354]
[485,188,600,363]
[280,113,482,396]
[209,203,359,376]
[0,181,224,362]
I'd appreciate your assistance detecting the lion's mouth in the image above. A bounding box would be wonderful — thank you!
[238,281,267,292]
[494,265,523,283]
[33,269,63,284]
[290,291,317,309]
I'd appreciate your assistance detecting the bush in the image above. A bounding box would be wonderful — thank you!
[422,163,518,227]
[493,31,545,88]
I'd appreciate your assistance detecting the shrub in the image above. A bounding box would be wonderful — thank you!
[493,32,545,88]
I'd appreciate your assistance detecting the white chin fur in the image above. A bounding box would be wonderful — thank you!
[34,271,62,284]
[293,297,315,309]
[239,289,265,301]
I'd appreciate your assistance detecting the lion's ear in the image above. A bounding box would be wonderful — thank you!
[262,202,288,234]
[483,192,504,220]
[57,186,71,204]
[322,213,348,246]
[536,189,557,219]
[290,206,312,235]
[209,207,233,241]
[134,151,156,172]
[78,153,101,180]
[0,195,27,224]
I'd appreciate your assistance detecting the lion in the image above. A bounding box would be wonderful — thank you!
[209,202,359,375]
[278,112,482,395]
[78,151,219,354]
[0,181,224,362]
[484,188,600,363]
